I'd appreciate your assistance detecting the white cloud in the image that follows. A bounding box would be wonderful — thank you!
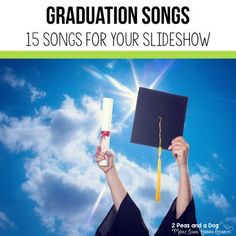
[0,95,107,235]
[111,121,128,134]
[1,68,46,102]
[189,164,215,198]
[0,95,213,236]
[0,211,15,229]
[1,68,25,88]
[190,173,205,197]
[208,193,229,210]
[28,84,46,102]
[197,164,215,181]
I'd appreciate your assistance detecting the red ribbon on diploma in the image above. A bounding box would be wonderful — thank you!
[101,131,110,137]
[95,131,110,158]
[99,131,110,146]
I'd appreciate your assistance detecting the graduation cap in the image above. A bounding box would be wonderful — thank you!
[131,87,188,201]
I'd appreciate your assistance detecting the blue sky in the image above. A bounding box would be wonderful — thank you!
[0,59,236,236]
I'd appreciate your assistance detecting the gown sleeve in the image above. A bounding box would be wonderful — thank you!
[155,197,202,236]
[95,193,149,236]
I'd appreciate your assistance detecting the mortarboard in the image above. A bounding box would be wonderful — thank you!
[131,87,188,201]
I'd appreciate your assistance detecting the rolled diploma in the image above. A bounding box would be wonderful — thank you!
[99,98,113,166]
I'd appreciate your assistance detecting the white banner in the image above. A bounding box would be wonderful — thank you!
[0,0,235,50]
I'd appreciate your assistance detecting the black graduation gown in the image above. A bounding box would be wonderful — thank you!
[96,193,202,236]
[95,194,148,236]
[155,196,202,236]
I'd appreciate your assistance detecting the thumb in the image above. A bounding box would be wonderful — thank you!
[105,150,113,158]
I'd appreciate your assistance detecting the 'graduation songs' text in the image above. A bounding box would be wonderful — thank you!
[26,5,212,48]
[46,6,190,25]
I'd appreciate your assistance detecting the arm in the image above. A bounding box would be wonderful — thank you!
[96,147,127,211]
[168,136,192,220]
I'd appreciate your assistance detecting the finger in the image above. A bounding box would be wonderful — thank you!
[172,145,185,154]
[172,147,182,152]
[95,151,106,160]
[169,140,184,150]
[96,152,107,161]
[95,146,102,156]
[95,150,105,158]
[168,141,189,150]
[169,142,188,150]
[96,156,104,162]
[169,142,182,149]
[105,150,114,157]
[171,139,189,149]
[169,144,184,151]
[172,144,189,155]
[172,140,186,146]
[172,149,183,159]
[171,136,185,144]
[169,143,187,151]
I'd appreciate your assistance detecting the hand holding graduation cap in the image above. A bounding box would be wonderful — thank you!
[168,136,192,220]
[168,136,189,170]
[131,87,189,202]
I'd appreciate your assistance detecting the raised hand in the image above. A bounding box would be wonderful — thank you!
[168,136,189,170]
[95,146,115,173]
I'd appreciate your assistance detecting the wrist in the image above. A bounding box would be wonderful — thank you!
[105,166,116,177]
[179,165,188,173]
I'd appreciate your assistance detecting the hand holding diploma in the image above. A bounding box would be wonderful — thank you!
[95,97,127,210]
[95,147,127,211]
[95,147,115,174]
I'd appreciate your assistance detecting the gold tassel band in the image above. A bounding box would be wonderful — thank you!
[156,116,162,202]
